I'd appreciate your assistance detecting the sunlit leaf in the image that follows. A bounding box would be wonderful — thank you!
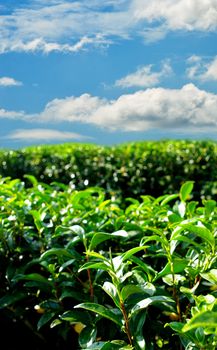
[130,296,174,316]
[200,269,217,284]
[74,303,123,327]
[182,311,217,332]
[180,181,194,202]
[155,259,188,281]
[102,282,120,308]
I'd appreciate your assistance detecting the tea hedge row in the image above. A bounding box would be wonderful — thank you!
[1,178,217,349]
[1,140,217,200]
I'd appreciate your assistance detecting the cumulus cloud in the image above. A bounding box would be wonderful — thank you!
[5,128,91,141]
[36,94,106,123]
[88,84,217,131]
[115,60,172,88]
[3,83,214,132]
[186,55,217,81]
[0,77,22,86]
[0,0,216,54]
[132,0,217,31]
[1,84,217,132]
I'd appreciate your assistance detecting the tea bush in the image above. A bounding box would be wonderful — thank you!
[1,140,217,201]
[1,177,217,349]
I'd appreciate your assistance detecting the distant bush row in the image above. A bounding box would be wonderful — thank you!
[1,140,217,201]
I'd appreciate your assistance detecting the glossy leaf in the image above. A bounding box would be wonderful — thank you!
[130,296,174,316]
[102,282,120,308]
[74,303,123,327]
[37,311,56,330]
[180,181,194,202]
[180,223,215,249]
[200,269,217,284]
[79,325,97,348]
[155,259,188,281]
[182,311,217,332]
[89,230,128,250]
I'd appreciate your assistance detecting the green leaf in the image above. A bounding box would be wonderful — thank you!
[102,282,120,308]
[81,342,106,350]
[170,233,207,253]
[24,174,38,186]
[182,311,217,332]
[0,292,26,309]
[12,273,52,285]
[40,248,76,260]
[121,285,145,302]
[40,299,60,310]
[37,311,56,330]
[81,341,130,350]
[180,181,194,202]
[79,325,97,348]
[133,335,146,350]
[121,246,147,262]
[160,194,179,206]
[130,311,146,350]
[89,233,113,250]
[162,274,186,286]
[50,319,62,328]
[78,261,110,273]
[203,199,216,216]
[89,231,128,250]
[74,303,123,327]
[155,258,188,281]
[60,310,92,325]
[141,235,167,246]
[86,251,108,261]
[69,225,85,238]
[180,223,215,249]
[200,269,217,284]
[130,256,156,280]
[166,322,185,333]
[59,258,75,272]
[100,341,131,350]
[130,296,174,316]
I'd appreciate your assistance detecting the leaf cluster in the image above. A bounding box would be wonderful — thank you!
[1,178,217,349]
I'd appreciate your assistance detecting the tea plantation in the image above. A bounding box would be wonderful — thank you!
[1,140,217,350]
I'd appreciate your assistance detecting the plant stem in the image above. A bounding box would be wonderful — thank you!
[168,256,182,322]
[87,268,94,299]
[120,301,133,346]
[86,255,94,299]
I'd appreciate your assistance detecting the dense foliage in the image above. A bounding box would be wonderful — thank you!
[1,140,217,200]
[1,177,217,349]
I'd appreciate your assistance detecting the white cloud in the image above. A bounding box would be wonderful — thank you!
[0,77,22,86]
[201,58,217,81]
[88,84,217,131]
[0,108,26,119]
[2,84,217,132]
[36,94,106,123]
[115,60,172,88]
[0,0,216,54]
[6,128,91,141]
[4,83,215,132]
[0,35,110,55]
[186,55,217,81]
[132,0,217,31]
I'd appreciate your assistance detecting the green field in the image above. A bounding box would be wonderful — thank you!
[1,141,217,350]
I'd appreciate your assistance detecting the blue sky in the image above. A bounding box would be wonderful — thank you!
[0,0,217,149]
